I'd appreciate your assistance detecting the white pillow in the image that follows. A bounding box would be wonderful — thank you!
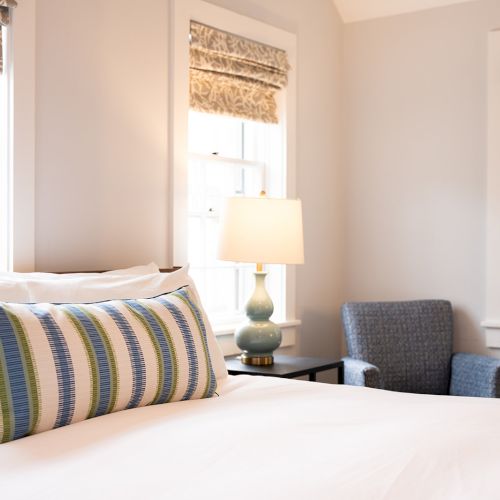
[0,267,188,303]
[0,266,227,380]
[102,262,160,276]
[0,262,160,280]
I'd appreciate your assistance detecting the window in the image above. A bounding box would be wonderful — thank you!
[0,21,12,271]
[0,1,35,272]
[187,111,286,326]
[171,0,297,336]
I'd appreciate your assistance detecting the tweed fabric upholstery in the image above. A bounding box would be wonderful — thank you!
[450,353,500,398]
[342,300,453,394]
[342,357,381,389]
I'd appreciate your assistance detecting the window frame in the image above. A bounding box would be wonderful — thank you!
[187,135,282,327]
[0,21,13,271]
[169,0,299,346]
[1,1,36,272]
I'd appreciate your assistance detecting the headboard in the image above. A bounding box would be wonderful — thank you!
[57,267,180,274]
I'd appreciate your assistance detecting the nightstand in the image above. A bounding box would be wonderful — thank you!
[225,354,344,383]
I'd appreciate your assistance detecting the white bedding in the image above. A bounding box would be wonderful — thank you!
[1,375,500,500]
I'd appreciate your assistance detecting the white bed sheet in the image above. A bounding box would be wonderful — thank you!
[1,375,500,500]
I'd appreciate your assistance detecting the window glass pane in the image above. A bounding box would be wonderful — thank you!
[205,217,220,265]
[187,159,205,214]
[204,267,237,321]
[243,119,283,195]
[204,162,242,215]
[237,265,254,313]
[187,216,204,266]
[188,111,242,158]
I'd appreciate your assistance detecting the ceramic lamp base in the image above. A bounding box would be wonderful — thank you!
[235,272,282,366]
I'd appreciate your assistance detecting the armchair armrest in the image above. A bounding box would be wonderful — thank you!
[342,357,381,389]
[450,352,500,398]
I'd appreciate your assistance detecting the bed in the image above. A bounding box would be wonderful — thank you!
[2,375,500,499]
[1,265,499,499]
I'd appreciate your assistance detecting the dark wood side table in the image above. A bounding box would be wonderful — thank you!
[226,354,344,383]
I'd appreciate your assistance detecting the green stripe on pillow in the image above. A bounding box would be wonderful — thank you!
[4,307,41,434]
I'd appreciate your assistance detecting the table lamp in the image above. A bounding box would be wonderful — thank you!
[217,193,304,366]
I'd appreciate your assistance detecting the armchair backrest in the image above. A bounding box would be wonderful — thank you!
[341,300,453,394]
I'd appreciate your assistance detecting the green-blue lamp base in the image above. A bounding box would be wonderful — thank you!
[235,271,281,366]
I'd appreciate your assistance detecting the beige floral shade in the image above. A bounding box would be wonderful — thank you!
[189,21,290,124]
[0,0,17,74]
[0,0,17,25]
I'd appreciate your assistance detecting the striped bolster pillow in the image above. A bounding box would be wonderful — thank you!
[0,286,217,444]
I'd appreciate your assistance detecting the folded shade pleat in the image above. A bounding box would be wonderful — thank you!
[189,21,290,124]
[0,0,17,74]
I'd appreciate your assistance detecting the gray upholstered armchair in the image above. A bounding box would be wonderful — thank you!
[341,300,500,397]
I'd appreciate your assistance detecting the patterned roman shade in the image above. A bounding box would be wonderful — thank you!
[189,21,290,124]
[0,0,17,74]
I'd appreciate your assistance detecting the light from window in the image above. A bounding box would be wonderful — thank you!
[187,111,286,327]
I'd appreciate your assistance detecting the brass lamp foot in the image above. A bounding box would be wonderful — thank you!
[240,354,274,366]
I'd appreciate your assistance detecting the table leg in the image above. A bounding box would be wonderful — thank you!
[338,364,344,384]
[309,372,316,382]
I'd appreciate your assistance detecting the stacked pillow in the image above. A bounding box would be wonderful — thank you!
[0,262,160,280]
[0,265,227,443]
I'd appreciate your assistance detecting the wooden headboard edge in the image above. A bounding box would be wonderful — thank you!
[55,267,180,274]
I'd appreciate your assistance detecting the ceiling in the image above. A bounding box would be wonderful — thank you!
[333,0,480,23]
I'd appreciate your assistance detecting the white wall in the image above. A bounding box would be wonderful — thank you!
[343,0,500,355]
[29,0,500,362]
[31,0,500,361]
[35,0,169,272]
[11,0,36,272]
[33,0,344,365]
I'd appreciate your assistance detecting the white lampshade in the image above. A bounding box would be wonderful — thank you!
[218,196,304,265]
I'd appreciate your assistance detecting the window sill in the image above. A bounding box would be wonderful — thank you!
[213,319,301,357]
[481,320,500,348]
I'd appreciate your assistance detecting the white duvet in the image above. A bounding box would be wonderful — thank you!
[1,375,500,500]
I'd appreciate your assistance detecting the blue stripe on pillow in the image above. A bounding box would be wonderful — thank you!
[157,297,198,401]
[29,305,76,429]
[174,288,217,398]
[64,305,114,418]
[0,308,31,440]
[124,301,175,405]
[98,303,146,409]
